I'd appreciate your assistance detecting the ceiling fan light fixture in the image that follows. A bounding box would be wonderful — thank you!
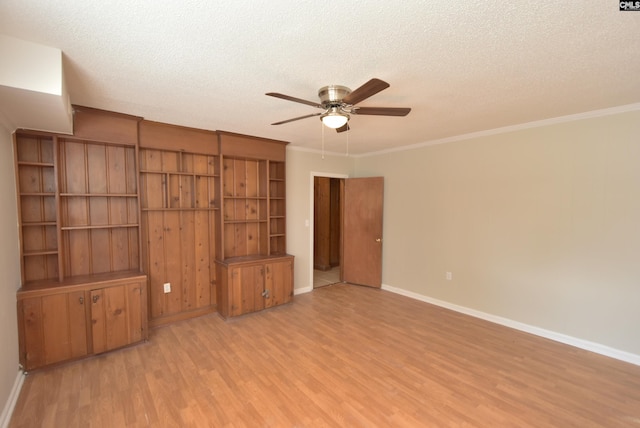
[320,108,349,129]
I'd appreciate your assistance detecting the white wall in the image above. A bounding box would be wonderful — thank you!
[0,34,62,95]
[355,110,640,356]
[0,34,72,134]
[286,149,354,291]
[0,127,21,424]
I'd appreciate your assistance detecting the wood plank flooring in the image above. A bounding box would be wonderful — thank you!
[10,283,640,427]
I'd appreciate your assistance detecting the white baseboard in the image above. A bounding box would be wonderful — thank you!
[381,284,640,367]
[0,370,25,428]
[294,285,313,295]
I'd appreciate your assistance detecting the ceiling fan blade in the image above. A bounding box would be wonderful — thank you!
[266,92,322,108]
[336,123,350,133]
[353,107,411,116]
[271,112,322,125]
[342,78,390,105]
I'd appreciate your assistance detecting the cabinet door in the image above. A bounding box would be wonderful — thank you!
[229,264,265,316]
[264,259,293,309]
[19,291,88,370]
[91,282,144,354]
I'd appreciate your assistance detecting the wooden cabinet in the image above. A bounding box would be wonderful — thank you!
[13,109,148,370]
[14,131,141,282]
[216,132,293,318]
[218,132,289,259]
[17,272,148,371]
[220,157,268,258]
[90,280,146,354]
[269,161,287,255]
[14,134,60,283]
[216,255,293,318]
[14,110,294,339]
[58,138,140,276]
[18,290,88,369]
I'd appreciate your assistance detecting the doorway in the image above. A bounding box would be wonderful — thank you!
[310,172,348,289]
[309,173,384,290]
[313,176,342,288]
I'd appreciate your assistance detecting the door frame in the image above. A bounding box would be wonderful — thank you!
[308,171,349,289]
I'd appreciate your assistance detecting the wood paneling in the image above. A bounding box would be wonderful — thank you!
[22,254,58,283]
[329,177,340,266]
[268,161,286,255]
[72,105,141,146]
[139,146,218,326]
[314,176,331,270]
[143,209,217,321]
[139,120,218,155]
[15,132,141,284]
[314,177,341,270]
[14,134,60,283]
[218,131,287,161]
[221,157,268,259]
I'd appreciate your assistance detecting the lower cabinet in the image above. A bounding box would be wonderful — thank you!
[17,272,148,371]
[216,255,294,318]
[18,290,89,369]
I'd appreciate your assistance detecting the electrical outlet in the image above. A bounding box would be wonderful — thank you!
[163,282,171,293]
[446,272,452,281]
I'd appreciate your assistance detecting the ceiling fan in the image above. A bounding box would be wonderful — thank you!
[266,78,411,132]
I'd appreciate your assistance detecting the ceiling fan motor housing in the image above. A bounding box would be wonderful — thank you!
[318,85,351,107]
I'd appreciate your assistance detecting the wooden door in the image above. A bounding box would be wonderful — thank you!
[19,291,88,370]
[264,257,293,308]
[342,177,384,288]
[329,178,341,267]
[229,264,265,316]
[314,178,341,271]
[91,283,143,354]
[314,177,331,270]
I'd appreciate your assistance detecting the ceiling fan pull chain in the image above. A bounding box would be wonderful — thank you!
[346,126,349,157]
[321,120,325,160]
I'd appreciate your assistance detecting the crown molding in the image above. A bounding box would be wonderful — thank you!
[356,102,640,158]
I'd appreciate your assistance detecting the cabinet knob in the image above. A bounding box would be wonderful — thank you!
[375,238,382,242]
[92,295,100,303]
[262,289,270,298]
[79,296,84,304]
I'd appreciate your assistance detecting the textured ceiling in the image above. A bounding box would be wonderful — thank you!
[1,1,639,155]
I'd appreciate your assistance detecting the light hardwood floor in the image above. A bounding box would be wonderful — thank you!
[10,284,640,427]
